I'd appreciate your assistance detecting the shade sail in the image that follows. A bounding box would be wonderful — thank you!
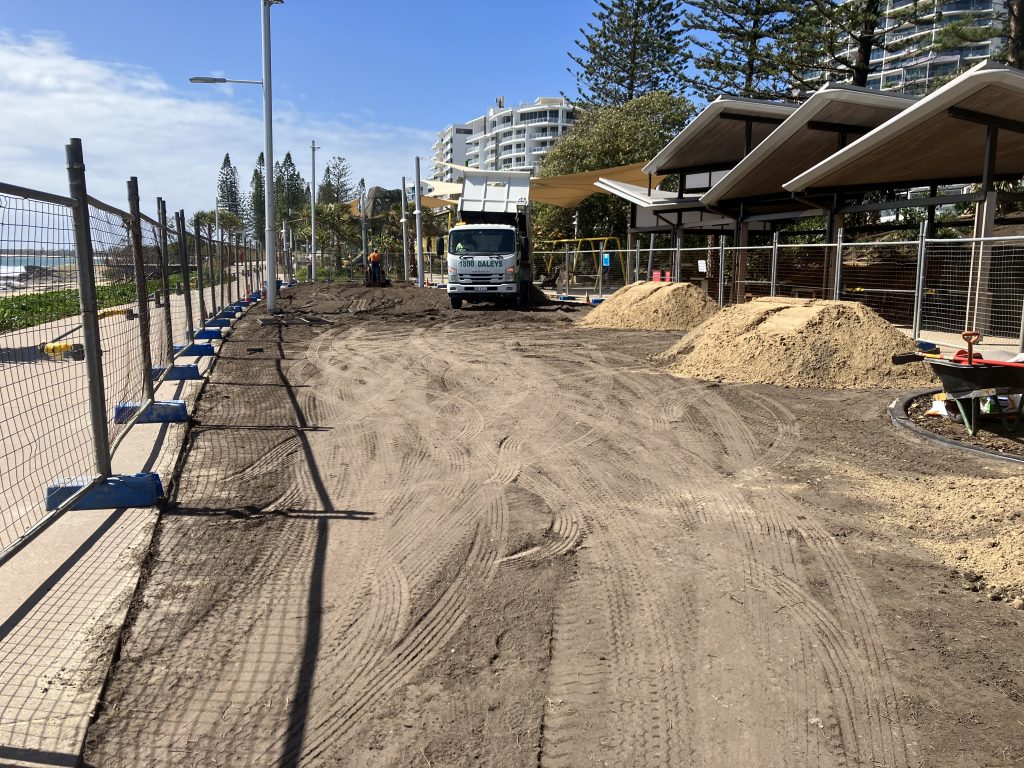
[531,162,665,208]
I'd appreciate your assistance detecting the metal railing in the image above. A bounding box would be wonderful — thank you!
[534,228,1024,353]
[0,139,267,561]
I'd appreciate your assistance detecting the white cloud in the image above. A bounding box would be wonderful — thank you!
[0,33,433,217]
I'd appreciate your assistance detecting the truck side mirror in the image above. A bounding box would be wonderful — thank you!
[436,238,445,257]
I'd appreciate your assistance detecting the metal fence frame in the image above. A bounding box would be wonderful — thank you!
[0,139,268,563]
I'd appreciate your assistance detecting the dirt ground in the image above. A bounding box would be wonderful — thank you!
[84,283,1024,767]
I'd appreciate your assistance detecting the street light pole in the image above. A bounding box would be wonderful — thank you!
[188,0,282,310]
[414,157,424,288]
[261,0,280,311]
[401,175,409,284]
[310,139,319,282]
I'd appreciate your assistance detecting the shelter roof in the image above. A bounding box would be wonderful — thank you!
[784,62,1024,194]
[593,178,700,210]
[702,84,914,208]
[643,97,797,176]
[433,161,663,209]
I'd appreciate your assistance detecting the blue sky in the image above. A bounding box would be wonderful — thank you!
[0,0,592,216]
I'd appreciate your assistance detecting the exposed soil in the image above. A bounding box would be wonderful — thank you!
[660,297,940,390]
[579,281,718,332]
[84,282,1024,767]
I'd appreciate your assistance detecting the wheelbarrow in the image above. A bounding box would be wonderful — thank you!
[922,331,1024,436]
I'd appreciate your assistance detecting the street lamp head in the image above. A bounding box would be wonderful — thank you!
[189,76,228,84]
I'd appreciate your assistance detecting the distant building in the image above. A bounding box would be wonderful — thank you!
[819,0,1003,94]
[431,97,576,182]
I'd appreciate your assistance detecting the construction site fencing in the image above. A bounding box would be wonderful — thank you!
[0,138,268,562]
[613,228,1024,354]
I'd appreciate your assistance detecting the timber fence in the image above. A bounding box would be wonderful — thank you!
[0,139,267,562]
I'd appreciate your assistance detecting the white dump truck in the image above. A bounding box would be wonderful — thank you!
[440,169,533,309]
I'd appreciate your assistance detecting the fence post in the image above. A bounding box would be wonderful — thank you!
[127,178,155,403]
[157,198,174,365]
[193,220,208,325]
[770,231,779,298]
[717,239,726,307]
[563,244,570,296]
[234,234,242,302]
[832,227,844,300]
[673,230,681,284]
[597,239,605,298]
[913,221,927,341]
[175,211,196,341]
[65,138,112,478]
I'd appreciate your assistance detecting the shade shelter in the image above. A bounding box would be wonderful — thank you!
[783,62,1024,335]
[701,84,915,218]
[594,98,797,286]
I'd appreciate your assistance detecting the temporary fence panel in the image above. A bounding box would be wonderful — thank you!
[729,245,774,301]
[83,197,149,449]
[919,237,1024,353]
[775,244,833,301]
[0,188,98,554]
[838,240,919,327]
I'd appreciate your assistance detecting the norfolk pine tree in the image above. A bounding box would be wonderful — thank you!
[217,154,242,217]
[682,0,794,100]
[568,0,688,105]
[248,152,265,244]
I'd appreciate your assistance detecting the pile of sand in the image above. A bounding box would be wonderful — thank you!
[580,281,718,332]
[659,297,938,389]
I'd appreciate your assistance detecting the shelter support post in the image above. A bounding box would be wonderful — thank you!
[913,221,927,340]
[823,212,843,299]
[733,220,749,302]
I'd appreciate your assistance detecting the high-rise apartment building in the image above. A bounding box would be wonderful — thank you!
[829,0,1003,94]
[431,97,576,182]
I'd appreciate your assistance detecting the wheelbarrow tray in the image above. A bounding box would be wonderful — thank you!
[927,358,1024,397]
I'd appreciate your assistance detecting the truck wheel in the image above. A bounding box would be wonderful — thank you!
[450,295,463,309]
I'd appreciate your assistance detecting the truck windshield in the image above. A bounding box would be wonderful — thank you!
[450,229,515,256]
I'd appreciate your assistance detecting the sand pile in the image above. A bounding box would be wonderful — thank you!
[580,281,718,332]
[659,297,938,389]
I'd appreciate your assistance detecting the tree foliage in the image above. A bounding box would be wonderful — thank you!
[682,0,793,100]
[217,153,242,216]
[568,0,688,106]
[273,151,309,227]
[318,156,354,204]
[248,152,265,243]
[534,91,694,241]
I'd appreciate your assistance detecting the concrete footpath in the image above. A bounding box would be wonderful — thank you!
[0,331,224,766]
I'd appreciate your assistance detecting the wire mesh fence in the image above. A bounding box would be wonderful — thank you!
[0,140,275,561]
[0,189,96,554]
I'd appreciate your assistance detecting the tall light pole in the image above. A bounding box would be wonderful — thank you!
[310,139,319,282]
[414,157,424,288]
[189,0,283,312]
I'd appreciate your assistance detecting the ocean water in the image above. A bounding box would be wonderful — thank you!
[0,254,76,277]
